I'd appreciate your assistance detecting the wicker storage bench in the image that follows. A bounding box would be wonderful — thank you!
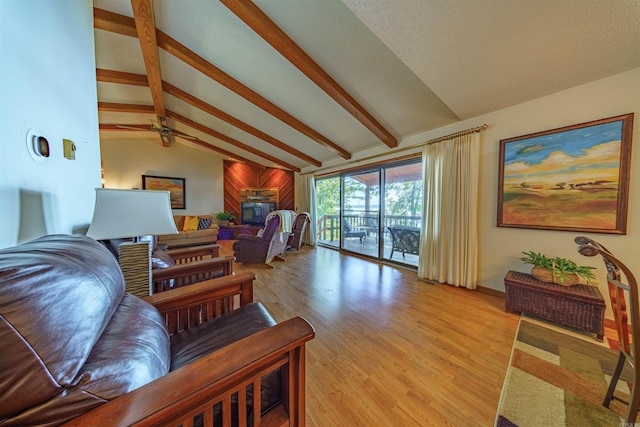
[504,270,605,341]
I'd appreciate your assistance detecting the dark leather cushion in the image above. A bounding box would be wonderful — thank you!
[0,234,124,420]
[170,302,281,422]
[78,294,170,398]
[170,302,276,369]
[5,295,171,426]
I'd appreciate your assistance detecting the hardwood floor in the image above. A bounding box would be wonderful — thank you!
[218,241,519,426]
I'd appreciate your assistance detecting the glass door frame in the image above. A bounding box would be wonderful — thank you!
[315,157,422,268]
[341,169,381,258]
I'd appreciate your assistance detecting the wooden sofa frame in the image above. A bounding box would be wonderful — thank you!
[165,244,221,263]
[152,244,234,293]
[63,271,315,427]
[152,256,234,293]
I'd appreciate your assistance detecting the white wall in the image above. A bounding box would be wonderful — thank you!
[0,0,101,249]
[401,67,640,294]
[100,138,224,216]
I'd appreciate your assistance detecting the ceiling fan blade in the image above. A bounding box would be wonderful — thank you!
[173,130,199,141]
[176,135,199,141]
[109,125,152,132]
[159,132,173,147]
[150,117,163,131]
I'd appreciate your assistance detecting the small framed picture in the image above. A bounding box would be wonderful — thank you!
[142,175,186,209]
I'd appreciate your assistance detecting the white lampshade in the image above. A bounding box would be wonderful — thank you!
[86,188,178,240]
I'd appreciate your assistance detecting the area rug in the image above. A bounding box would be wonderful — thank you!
[495,317,632,426]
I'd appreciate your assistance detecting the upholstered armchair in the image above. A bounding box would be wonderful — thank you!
[233,215,290,267]
[288,212,311,251]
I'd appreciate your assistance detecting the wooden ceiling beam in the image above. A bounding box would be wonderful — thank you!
[94,7,350,159]
[130,0,165,119]
[155,30,351,160]
[99,124,150,131]
[98,102,155,114]
[163,82,320,167]
[96,69,148,86]
[97,102,297,171]
[96,69,318,168]
[94,8,137,37]
[100,123,265,170]
[221,0,398,149]
[166,110,299,172]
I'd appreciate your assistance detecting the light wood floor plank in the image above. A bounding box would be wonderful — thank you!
[219,241,519,426]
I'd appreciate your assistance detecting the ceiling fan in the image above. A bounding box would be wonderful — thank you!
[114,117,199,147]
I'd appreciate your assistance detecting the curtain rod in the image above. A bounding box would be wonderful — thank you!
[301,123,487,176]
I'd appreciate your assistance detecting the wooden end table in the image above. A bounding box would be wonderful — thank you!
[504,270,605,341]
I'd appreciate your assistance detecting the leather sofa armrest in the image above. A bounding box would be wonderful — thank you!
[62,316,315,427]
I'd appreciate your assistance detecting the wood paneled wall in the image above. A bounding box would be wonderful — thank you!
[223,161,294,222]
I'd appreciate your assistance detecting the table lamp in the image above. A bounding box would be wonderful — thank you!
[86,188,178,297]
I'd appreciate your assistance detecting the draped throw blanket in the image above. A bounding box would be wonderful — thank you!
[418,132,480,289]
[265,210,296,233]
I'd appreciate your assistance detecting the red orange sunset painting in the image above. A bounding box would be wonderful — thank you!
[497,114,633,234]
[142,175,186,209]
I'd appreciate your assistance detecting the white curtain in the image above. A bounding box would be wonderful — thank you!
[299,174,317,245]
[418,132,479,289]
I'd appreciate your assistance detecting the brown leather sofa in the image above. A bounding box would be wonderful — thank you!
[0,234,314,426]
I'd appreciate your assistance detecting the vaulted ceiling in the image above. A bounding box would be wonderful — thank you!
[94,0,640,173]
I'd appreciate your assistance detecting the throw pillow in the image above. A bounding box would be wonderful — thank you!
[198,217,213,230]
[183,215,199,231]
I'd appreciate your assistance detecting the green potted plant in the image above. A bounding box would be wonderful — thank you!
[520,251,596,286]
[216,211,235,227]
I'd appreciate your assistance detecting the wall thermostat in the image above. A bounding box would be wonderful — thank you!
[63,139,76,160]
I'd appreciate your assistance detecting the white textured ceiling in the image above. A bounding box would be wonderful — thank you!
[94,0,640,171]
[343,0,640,119]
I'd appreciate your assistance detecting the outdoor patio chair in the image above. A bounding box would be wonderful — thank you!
[388,225,421,258]
[344,221,367,244]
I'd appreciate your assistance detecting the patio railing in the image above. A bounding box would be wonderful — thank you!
[316,213,421,242]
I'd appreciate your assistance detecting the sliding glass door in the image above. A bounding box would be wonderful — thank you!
[316,176,340,248]
[315,159,422,267]
[382,162,423,266]
[343,171,379,257]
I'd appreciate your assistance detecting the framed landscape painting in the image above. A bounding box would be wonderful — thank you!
[497,113,634,234]
[142,175,186,209]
